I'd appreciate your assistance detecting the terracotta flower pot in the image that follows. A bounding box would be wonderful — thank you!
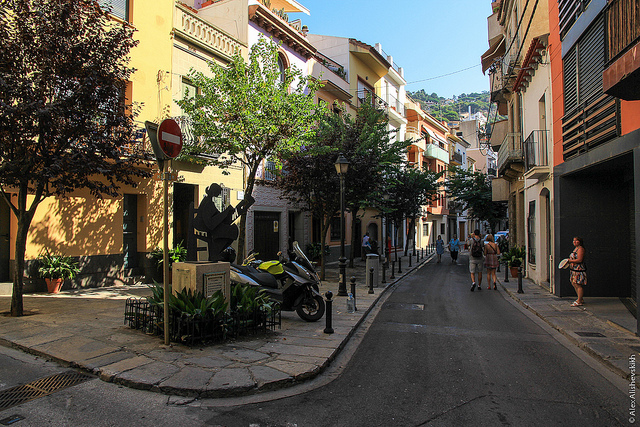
[45,278,64,294]
[510,267,520,278]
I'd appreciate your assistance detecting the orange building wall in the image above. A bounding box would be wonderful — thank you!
[621,100,640,135]
[549,0,564,167]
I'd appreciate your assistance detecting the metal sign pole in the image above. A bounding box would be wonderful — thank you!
[162,160,170,345]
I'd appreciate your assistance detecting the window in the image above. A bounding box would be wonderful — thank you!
[527,201,536,264]
[423,223,428,236]
[440,223,445,235]
[99,0,130,22]
[277,52,289,84]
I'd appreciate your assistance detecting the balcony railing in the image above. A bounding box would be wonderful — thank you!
[561,93,617,160]
[386,94,406,117]
[451,151,463,165]
[174,3,242,60]
[315,51,347,82]
[424,143,449,164]
[356,90,388,112]
[524,130,549,171]
[605,0,640,63]
[497,132,523,172]
[487,167,497,177]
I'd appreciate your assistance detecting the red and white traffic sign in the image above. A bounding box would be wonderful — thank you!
[157,119,183,159]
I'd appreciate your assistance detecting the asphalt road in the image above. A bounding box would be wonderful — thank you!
[198,252,630,426]
[0,253,631,426]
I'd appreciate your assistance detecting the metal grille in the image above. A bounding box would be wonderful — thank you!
[0,371,93,411]
[574,331,606,337]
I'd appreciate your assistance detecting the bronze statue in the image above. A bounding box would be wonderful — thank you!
[188,184,254,262]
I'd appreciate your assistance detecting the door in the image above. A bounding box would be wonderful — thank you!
[254,211,281,261]
[123,194,138,270]
[0,197,10,281]
[173,183,196,249]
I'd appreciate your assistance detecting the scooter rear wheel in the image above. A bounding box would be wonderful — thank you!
[296,295,325,322]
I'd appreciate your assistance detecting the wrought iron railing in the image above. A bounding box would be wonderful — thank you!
[356,90,388,112]
[315,51,347,81]
[451,151,463,164]
[524,130,549,171]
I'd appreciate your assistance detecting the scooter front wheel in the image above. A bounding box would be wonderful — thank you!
[296,295,325,322]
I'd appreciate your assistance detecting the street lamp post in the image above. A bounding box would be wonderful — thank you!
[335,154,349,296]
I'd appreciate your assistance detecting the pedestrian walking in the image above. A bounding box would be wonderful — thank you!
[468,229,484,291]
[484,234,500,290]
[568,236,587,307]
[448,234,460,264]
[361,232,371,260]
[435,235,444,263]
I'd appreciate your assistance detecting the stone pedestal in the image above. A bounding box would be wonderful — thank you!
[172,262,230,307]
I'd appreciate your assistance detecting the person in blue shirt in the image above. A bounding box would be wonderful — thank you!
[448,234,460,264]
[435,235,445,263]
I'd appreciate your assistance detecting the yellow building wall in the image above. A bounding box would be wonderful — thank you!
[16,0,174,262]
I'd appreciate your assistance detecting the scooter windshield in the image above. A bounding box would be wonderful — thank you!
[293,241,312,266]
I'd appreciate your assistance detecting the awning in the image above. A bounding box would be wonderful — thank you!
[481,36,505,74]
[425,128,446,144]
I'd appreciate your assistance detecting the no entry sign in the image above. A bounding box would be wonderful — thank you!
[157,119,183,159]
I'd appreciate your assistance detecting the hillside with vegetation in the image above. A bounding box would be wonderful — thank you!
[407,90,491,123]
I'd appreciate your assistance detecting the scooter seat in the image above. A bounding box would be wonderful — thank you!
[233,264,279,289]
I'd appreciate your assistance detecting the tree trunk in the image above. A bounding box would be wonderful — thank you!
[237,165,258,263]
[10,186,39,317]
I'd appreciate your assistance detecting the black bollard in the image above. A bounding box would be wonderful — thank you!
[391,261,396,279]
[324,291,334,334]
[350,276,357,311]
[382,261,387,284]
[504,260,510,283]
[517,266,524,293]
[369,267,374,294]
[398,257,402,274]
[409,253,412,267]
[416,250,419,263]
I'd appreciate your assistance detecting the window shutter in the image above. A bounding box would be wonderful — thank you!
[563,47,578,115]
[577,15,604,104]
[99,0,129,21]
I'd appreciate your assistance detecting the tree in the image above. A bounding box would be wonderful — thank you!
[382,165,441,257]
[277,101,408,275]
[177,37,325,261]
[445,166,507,232]
[0,0,148,316]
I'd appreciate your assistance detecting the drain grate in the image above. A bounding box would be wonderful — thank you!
[0,371,93,412]
[574,331,606,338]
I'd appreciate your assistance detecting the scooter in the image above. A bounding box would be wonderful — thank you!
[229,242,325,322]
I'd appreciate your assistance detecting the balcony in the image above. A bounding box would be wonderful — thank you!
[356,90,388,113]
[424,143,449,164]
[451,151,463,165]
[174,3,243,62]
[386,94,406,118]
[603,0,640,100]
[523,130,550,180]
[487,167,497,177]
[406,126,425,152]
[497,133,524,180]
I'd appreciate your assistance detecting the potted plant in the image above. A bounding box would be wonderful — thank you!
[503,246,526,277]
[37,253,80,293]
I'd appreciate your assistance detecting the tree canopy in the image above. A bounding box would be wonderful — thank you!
[445,166,507,232]
[177,37,325,261]
[0,0,148,316]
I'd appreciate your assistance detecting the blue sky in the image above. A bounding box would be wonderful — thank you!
[290,0,492,98]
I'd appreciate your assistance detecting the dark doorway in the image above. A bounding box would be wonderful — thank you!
[254,211,281,260]
[0,197,10,281]
[173,183,195,249]
[123,194,138,270]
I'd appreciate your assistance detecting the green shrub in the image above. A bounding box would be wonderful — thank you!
[37,253,80,279]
